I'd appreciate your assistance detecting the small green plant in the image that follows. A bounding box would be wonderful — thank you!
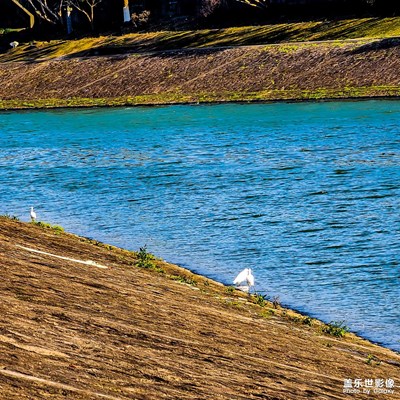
[171,275,197,286]
[260,308,275,318]
[136,245,156,269]
[322,321,349,338]
[366,354,381,366]
[225,299,241,308]
[253,292,268,307]
[154,266,165,274]
[302,316,313,326]
[287,314,302,323]
[225,285,235,294]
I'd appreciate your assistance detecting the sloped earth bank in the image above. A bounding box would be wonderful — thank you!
[1,39,400,108]
[0,217,399,399]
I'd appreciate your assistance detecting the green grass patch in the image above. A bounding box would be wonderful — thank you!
[321,321,349,338]
[0,214,20,221]
[1,84,400,111]
[366,354,381,366]
[170,274,197,286]
[260,308,275,318]
[32,221,65,234]
[302,316,313,326]
[225,285,236,294]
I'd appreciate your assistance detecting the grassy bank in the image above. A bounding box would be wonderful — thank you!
[0,216,399,399]
[2,17,400,108]
[1,85,400,110]
[1,36,400,109]
[3,17,400,62]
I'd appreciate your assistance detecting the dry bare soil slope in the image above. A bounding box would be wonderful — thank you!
[2,37,400,108]
[0,217,399,399]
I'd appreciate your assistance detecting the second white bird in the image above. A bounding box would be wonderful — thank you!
[233,268,255,292]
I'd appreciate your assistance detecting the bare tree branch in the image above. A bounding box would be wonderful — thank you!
[10,0,35,28]
[235,0,269,9]
[67,0,103,30]
[24,0,65,25]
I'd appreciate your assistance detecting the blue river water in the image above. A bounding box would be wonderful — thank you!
[0,101,399,352]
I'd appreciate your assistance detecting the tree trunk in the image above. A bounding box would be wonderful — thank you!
[90,4,95,30]
[10,0,35,28]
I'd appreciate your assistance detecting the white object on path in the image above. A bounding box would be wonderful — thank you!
[16,245,108,269]
[30,207,37,222]
[233,268,255,292]
[10,41,19,49]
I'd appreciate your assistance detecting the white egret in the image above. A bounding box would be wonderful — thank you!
[233,268,255,292]
[30,207,37,222]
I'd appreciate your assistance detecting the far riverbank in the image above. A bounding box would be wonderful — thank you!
[1,35,400,109]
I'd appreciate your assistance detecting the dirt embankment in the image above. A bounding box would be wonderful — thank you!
[1,38,400,108]
[0,217,399,399]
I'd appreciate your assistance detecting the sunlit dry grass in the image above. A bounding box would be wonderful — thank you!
[3,17,400,62]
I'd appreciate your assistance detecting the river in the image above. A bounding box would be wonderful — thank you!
[1,100,399,351]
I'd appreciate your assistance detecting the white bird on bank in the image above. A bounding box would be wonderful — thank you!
[233,268,255,293]
[30,207,37,222]
[10,41,19,49]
